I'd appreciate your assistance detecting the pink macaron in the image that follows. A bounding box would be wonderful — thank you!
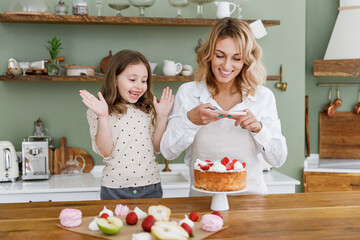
[200,214,224,232]
[59,208,82,228]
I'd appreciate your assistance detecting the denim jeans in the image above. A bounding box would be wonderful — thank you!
[100,182,163,200]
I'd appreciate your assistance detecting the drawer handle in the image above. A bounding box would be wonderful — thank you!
[350,183,360,187]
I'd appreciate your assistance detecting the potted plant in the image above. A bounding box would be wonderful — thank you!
[46,37,63,75]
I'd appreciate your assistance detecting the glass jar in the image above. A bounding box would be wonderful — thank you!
[48,59,60,76]
[55,0,69,15]
[72,0,88,16]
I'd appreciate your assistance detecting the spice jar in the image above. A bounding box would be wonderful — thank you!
[72,0,88,16]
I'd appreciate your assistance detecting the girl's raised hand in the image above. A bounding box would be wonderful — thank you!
[79,90,108,118]
[153,87,174,117]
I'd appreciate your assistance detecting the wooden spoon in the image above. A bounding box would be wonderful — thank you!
[353,89,360,114]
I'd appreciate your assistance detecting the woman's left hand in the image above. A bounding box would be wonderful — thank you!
[231,109,262,133]
[153,86,174,117]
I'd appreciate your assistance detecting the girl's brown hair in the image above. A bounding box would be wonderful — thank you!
[101,49,156,125]
[196,18,267,97]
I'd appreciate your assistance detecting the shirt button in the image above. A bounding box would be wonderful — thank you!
[133,190,137,195]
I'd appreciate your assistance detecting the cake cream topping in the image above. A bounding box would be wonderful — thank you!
[194,158,245,172]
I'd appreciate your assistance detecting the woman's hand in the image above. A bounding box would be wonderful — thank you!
[79,90,108,118]
[153,87,174,117]
[187,103,223,125]
[232,109,262,133]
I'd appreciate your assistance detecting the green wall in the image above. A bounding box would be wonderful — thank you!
[0,0,306,192]
[306,0,360,154]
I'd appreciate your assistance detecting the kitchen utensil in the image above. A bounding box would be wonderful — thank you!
[319,112,360,159]
[214,1,236,19]
[333,87,342,107]
[96,0,102,16]
[231,0,251,19]
[190,0,214,18]
[54,137,94,174]
[55,0,69,15]
[60,155,85,175]
[62,65,99,76]
[168,0,190,18]
[0,141,19,183]
[129,0,155,17]
[149,61,158,75]
[353,89,360,114]
[163,60,182,76]
[22,140,50,180]
[323,87,336,117]
[108,3,130,16]
[100,51,113,73]
[305,96,310,157]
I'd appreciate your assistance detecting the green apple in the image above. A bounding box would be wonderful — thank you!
[151,221,189,240]
[96,216,123,235]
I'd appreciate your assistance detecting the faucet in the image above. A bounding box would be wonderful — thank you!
[162,159,172,172]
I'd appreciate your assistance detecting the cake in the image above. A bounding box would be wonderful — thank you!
[194,157,246,191]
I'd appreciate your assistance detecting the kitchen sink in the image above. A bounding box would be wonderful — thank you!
[160,172,189,184]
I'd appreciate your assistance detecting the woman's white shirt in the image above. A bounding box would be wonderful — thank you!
[160,81,287,182]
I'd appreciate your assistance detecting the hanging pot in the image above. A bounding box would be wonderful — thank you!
[323,87,336,117]
[353,89,360,114]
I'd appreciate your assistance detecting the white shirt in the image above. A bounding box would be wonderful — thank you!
[87,105,160,189]
[160,81,287,194]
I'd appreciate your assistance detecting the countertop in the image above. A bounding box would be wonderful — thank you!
[304,154,360,173]
[0,164,300,196]
[1,191,360,239]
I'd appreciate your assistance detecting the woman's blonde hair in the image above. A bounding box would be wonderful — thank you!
[101,49,156,125]
[196,18,266,97]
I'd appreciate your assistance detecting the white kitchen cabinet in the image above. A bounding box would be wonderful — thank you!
[0,164,300,203]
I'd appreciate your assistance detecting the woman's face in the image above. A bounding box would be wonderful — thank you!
[211,37,245,84]
[116,62,148,104]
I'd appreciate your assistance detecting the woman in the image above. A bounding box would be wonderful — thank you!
[160,18,287,196]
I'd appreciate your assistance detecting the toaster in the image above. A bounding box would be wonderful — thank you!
[0,141,19,182]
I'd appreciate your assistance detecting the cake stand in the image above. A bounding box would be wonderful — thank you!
[191,185,245,211]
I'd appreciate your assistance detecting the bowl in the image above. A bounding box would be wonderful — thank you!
[62,65,99,76]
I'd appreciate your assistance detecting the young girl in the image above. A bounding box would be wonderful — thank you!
[80,50,174,200]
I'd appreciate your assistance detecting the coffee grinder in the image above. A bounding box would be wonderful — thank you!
[22,118,51,180]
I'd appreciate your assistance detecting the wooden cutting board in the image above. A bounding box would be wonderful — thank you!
[319,112,360,159]
[53,137,94,174]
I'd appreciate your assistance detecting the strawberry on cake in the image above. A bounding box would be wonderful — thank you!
[194,157,246,191]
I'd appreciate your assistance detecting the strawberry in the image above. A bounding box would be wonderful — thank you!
[226,159,238,170]
[125,212,138,225]
[242,162,246,168]
[212,211,223,219]
[181,222,194,237]
[221,157,229,166]
[189,212,199,221]
[199,164,210,170]
[204,160,214,166]
[100,213,109,219]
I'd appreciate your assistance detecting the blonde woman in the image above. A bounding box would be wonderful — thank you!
[160,18,287,196]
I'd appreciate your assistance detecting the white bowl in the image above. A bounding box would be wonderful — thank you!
[62,65,99,76]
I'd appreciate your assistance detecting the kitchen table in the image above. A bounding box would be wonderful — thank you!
[1,191,360,239]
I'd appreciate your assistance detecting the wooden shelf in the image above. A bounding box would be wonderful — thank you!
[0,74,280,82]
[0,13,280,27]
[314,59,360,77]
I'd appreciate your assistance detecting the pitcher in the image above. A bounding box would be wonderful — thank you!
[163,60,182,76]
[214,1,236,19]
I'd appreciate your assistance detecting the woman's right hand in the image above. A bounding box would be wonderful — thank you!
[79,90,108,118]
[187,103,222,125]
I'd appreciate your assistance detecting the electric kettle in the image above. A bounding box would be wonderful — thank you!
[0,141,19,182]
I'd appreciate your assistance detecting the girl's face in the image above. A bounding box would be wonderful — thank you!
[116,62,148,104]
[211,37,245,84]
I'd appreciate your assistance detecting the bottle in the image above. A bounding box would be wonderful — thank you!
[55,0,69,15]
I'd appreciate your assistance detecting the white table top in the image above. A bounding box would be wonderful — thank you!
[304,154,360,173]
[0,164,300,195]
